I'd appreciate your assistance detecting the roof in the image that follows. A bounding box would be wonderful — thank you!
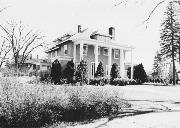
[46,28,134,53]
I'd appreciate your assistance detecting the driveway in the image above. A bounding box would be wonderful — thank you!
[67,85,180,128]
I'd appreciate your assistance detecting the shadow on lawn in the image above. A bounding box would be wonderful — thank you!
[94,110,154,128]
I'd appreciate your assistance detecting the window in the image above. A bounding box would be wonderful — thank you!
[48,53,51,58]
[98,47,100,55]
[103,48,108,56]
[114,49,119,59]
[37,65,40,70]
[64,44,68,55]
[52,51,55,57]
[57,48,61,56]
[83,44,88,55]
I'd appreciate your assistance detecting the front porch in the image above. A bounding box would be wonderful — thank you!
[73,39,134,79]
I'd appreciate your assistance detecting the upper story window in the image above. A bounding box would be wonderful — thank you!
[64,44,68,55]
[98,47,100,55]
[83,44,88,55]
[114,49,119,59]
[103,48,108,56]
[52,51,55,57]
[57,48,61,56]
[48,53,51,58]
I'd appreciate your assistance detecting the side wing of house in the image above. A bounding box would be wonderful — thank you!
[46,40,74,71]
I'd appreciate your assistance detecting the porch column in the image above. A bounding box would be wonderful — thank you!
[80,43,83,61]
[73,44,76,63]
[120,48,125,78]
[108,47,112,79]
[94,44,98,72]
[131,49,134,79]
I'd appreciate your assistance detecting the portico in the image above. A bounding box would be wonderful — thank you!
[73,38,134,79]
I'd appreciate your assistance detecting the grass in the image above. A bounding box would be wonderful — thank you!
[0,77,131,128]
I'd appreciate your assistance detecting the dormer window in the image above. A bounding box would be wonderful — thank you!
[64,44,68,55]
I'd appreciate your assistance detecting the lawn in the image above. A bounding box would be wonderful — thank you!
[0,77,131,128]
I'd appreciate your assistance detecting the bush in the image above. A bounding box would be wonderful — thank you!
[127,63,147,84]
[110,78,139,86]
[110,63,119,80]
[39,70,51,82]
[75,60,88,85]
[110,78,126,86]
[0,78,131,128]
[94,61,104,78]
[89,77,109,86]
[63,60,75,84]
[51,59,61,84]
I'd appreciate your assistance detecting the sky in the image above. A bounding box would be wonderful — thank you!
[0,0,168,71]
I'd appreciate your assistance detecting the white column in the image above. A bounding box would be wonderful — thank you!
[131,49,133,79]
[73,44,76,63]
[108,47,112,79]
[94,44,98,72]
[120,49,125,78]
[80,43,83,61]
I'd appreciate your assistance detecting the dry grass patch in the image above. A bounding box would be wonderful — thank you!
[0,77,131,128]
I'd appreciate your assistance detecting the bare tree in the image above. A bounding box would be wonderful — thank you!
[0,21,45,70]
[0,40,11,68]
[114,0,180,23]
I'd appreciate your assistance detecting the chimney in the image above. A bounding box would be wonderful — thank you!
[109,27,115,40]
[78,25,82,33]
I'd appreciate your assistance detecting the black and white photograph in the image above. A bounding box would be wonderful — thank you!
[0,0,180,128]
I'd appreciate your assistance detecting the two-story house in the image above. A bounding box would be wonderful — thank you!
[45,25,134,79]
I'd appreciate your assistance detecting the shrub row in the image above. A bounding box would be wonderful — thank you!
[0,78,131,128]
[148,78,178,84]
[89,77,138,86]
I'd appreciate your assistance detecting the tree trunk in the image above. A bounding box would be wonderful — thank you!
[179,46,180,68]
[172,38,176,85]
[172,51,176,85]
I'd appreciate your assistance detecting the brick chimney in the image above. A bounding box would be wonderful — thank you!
[78,25,82,33]
[109,27,115,40]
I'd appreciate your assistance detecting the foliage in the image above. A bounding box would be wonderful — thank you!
[0,40,11,68]
[110,78,138,86]
[75,60,88,85]
[63,60,75,84]
[94,61,104,78]
[152,51,163,79]
[39,70,51,83]
[89,77,109,86]
[110,63,119,80]
[51,59,61,84]
[0,77,130,128]
[128,63,147,84]
[160,2,180,85]
[0,21,45,70]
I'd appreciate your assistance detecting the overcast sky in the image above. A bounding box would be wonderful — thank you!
[0,0,168,71]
